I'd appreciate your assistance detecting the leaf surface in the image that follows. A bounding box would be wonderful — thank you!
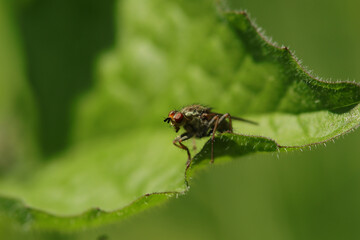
[0,0,359,231]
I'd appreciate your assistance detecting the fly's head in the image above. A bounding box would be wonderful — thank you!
[164,110,185,133]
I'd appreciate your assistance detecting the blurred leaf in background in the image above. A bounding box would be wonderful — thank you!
[17,0,116,157]
[0,0,38,177]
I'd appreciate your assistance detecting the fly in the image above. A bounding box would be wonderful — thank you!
[164,104,258,168]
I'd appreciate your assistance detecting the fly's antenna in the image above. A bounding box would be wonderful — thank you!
[164,117,171,123]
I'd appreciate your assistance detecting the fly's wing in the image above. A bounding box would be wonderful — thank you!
[212,112,258,125]
[230,116,258,125]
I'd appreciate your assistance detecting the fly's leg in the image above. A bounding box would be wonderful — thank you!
[173,133,192,168]
[209,113,233,164]
[208,115,219,164]
[219,113,233,133]
[192,138,197,152]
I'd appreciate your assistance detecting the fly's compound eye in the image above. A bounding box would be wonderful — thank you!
[174,112,184,123]
[168,111,176,118]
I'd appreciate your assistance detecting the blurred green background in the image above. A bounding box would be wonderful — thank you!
[1,0,360,239]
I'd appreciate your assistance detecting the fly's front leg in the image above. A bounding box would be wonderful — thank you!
[208,113,233,164]
[173,133,192,168]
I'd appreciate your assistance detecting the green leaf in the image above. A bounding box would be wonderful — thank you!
[187,11,360,174]
[1,0,360,232]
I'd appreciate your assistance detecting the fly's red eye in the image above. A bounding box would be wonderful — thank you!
[168,111,175,118]
[174,112,184,123]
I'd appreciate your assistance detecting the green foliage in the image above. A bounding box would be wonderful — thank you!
[0,0,359,233]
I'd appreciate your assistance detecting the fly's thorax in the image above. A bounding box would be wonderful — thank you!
[181,104,210,117]
[183,116,211,138]
[183,110,201,118]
